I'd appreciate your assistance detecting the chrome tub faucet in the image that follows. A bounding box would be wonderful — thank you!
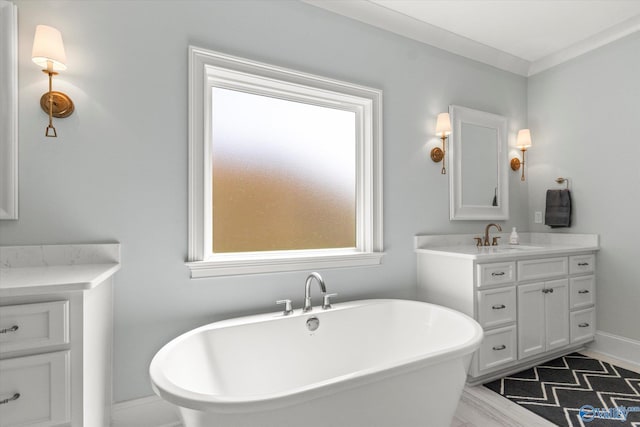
[303,272,326,312]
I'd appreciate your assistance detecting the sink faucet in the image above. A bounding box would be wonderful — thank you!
[303,272,326,312]
[484,223,502,246]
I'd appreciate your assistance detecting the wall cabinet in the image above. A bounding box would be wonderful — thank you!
[416,237,597,384]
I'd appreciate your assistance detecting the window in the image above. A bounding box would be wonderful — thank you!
[187,47,383,278]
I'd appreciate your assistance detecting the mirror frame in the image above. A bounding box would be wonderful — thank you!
[448,105,508,220]
[0,1,18,220]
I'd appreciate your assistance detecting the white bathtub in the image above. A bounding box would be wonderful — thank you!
[150,299,483,427]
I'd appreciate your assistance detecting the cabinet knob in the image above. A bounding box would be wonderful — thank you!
[492,345,506,351]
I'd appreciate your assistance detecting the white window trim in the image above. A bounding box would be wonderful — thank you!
[187,46,383,278]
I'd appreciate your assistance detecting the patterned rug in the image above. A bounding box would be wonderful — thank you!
[484,353,640,426]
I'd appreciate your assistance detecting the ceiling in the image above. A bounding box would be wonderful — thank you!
[303,0,640,76]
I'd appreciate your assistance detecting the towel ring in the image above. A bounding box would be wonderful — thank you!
[555,177,569,189]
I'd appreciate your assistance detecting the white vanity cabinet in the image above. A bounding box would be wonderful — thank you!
[416,233,598,384]
[0,244,120,427]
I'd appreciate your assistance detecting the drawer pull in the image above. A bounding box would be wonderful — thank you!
[578,322,590,328]
[578,290,590,294]
[491,272,505,277]
[0,393,20,405]
[0,325,19,334]
[492,304,506,310]
[492,345,506,351]
[577,262,590,266]
[542,288,554,294]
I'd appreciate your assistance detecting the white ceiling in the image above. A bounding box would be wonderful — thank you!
[303,0,640,76]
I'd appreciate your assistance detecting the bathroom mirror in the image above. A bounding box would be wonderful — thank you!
[448,105,508,220]
[0,1,18,219]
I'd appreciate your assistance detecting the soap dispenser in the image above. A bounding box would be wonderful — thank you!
[509,227,519,245]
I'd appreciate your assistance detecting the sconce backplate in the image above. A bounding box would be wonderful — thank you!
[510,157,521,171]
[430,147,444,163]
[40,91,74,118]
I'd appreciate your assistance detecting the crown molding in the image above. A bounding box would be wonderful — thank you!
[528,14,640,76]
[303,0,640,78]
[302,0,530,76]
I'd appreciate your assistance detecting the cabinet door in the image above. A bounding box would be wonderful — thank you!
[518,282,546,359]
[545,279,569,351]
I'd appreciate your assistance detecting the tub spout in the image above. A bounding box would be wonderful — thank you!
[303,272,326,313]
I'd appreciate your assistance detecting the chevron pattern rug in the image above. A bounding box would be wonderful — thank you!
[484,353,640,426]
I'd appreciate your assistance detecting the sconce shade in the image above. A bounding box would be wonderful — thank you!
[436,113,452,136]
[32,25,67,71]
[516,129,532,149]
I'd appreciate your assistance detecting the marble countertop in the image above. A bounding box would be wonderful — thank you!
[0,243,121,297]
[414,233,599,261]
[0,263,121,296]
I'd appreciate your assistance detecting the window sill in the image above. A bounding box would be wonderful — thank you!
[186,250,384,278]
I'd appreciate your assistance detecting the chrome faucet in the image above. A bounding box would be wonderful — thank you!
[484,223,502,246]
[303,272,326,312]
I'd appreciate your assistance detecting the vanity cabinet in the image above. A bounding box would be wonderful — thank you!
[0,244,120,427]
[416,234,598,384]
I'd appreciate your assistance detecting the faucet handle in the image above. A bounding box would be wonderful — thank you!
[492,236,501,246]
[473,237,483,247]
[322,293,338,310]
[276,299,294,315]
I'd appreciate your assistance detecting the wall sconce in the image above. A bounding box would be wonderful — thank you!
[510,129,532,181]
[32,25,74,137]
[431,112,451,174]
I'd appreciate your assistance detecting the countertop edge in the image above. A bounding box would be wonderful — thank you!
[415,245,600,261]
[0,263,121,297]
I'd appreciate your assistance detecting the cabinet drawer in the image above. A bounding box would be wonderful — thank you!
[570,308,595,343]
[0,351,70,427]
[0,301,69,354]
[570,254,595,274]
[517,257,568,281]
[477,262,515,288]
[477,286,516,328]
[570,276,595,309]
[478,325,517,372]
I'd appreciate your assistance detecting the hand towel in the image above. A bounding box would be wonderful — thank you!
[545,189,572,228]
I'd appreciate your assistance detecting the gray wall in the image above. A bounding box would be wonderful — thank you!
[2,0,529,401]
[527,32,640,342]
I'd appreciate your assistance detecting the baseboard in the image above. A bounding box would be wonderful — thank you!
[111,395,181,427]
[587,330,640,372]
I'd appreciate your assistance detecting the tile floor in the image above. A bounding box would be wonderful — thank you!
[451,350,640,427]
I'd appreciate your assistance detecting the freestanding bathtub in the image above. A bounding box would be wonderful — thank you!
[150,299,483,427]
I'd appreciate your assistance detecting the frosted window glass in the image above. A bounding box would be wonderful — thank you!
[211,87,356,253]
